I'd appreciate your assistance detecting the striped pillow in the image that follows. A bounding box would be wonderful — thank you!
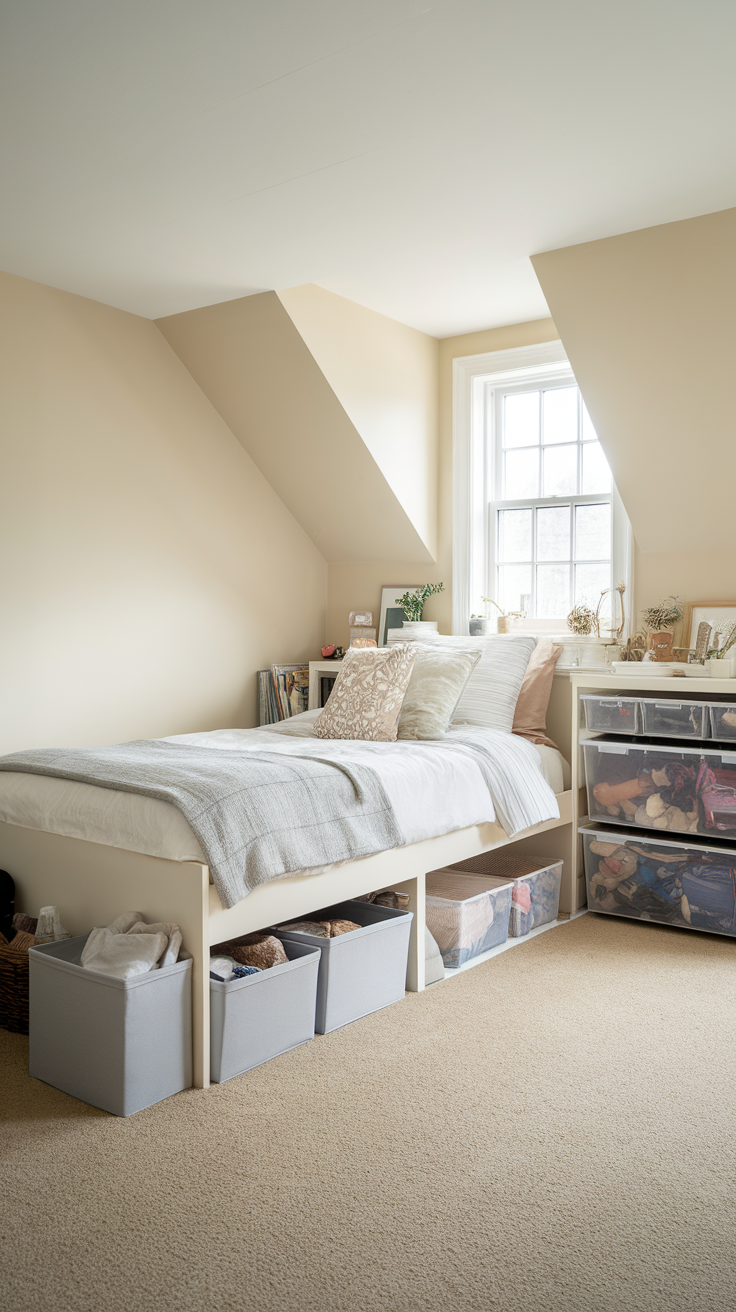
[414,635,535,733]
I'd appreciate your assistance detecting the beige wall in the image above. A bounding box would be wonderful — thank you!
[0,272,327,753]
[532,209,736,624]
[326,318,559,647]
[634,548,736,632]
[278,285,439,558]
[157,291,433,566]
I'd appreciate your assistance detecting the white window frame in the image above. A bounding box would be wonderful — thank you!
[452,341,633,637]
[489,372,611,622]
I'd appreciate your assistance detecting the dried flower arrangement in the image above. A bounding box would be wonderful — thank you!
[621,632,648,662]
[641,595,684,632]
[567,604,597,636]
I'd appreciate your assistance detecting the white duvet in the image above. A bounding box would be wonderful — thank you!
[0,711,569,869]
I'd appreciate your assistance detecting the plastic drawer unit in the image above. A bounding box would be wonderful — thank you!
[709,702,736,743]
[425,871,512,967]
[582,739,736,839]
[442,852,563,937]
[580,825,736,938]
[638,697,708,739]
[275,900,412,1034]
[29,935,192,1116]
[210,940,320,1083]
[581,695,640,735]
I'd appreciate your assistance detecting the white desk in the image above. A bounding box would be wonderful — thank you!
[308,659,343,710]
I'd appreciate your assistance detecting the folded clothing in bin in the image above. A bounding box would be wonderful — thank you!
[276,918,360,937]
[81,910,182,978]
[29,934,192,1116]
[425,872,512,968]
[210,940,321,1083]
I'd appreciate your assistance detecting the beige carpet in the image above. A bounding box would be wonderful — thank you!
[3,913,736,1312]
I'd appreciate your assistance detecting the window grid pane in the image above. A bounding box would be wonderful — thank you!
[536,505,571,561]
[542,386,578,445]
[503,392,540,448]
[498,508,532,562]
[504,447,540,499]
[542,443,578,497]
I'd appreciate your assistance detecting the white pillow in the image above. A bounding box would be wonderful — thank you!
[427,635,536,732]
[397,646,481,740]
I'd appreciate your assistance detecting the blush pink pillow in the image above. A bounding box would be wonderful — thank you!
[512,640,562,749]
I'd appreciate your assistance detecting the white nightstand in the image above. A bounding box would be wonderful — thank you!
[308,660,343,710]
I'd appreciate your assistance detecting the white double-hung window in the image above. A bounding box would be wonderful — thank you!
[452,341,631,636]
[491,375,612,621]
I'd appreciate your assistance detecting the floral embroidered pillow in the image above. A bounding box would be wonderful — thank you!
[314,645,416,741]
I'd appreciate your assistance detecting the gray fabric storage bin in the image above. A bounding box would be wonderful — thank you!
[28,934,192,1117]
[210,940,320,1083]
[276,900,413,1034]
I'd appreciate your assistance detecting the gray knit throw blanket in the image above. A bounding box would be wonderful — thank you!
[0,741,404,909]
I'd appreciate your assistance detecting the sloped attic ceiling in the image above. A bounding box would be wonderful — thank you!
[156,291,435,565]
[531,208,736,554]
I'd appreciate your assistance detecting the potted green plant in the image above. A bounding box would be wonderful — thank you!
[469,597,506,635]
[397,583,445,637]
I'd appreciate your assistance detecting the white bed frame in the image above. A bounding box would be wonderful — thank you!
[0,678,574,1089]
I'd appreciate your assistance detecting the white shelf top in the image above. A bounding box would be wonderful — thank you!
[569,672,736,695]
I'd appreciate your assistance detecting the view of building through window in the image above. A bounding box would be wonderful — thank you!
[488,380,612,621]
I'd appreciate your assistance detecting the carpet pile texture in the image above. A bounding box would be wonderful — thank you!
[2,913,735,1312]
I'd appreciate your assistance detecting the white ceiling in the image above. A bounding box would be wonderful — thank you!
[3,0,736,337]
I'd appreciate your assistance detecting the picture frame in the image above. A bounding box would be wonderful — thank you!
[378,586,420,646]
[682,601,736,653]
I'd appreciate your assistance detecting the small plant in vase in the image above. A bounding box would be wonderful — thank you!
[470,596,521,635]
[397,583,445,637]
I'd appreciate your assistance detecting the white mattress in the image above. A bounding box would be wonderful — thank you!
[0,712,569,868]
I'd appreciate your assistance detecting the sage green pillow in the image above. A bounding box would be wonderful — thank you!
[397,646,481,740]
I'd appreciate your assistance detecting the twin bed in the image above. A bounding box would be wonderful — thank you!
[0,684,573,1088]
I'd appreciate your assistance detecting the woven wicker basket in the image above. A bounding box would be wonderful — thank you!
[0,929,34,1034]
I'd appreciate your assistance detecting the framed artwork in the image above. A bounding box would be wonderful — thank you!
[683,601,736,652]
[378,586,420,646]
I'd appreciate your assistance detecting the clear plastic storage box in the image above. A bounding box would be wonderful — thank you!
[275,900,412,1034]
[638,698,708,739]
[425,871,512,967]
[580,826,736,937]
[582,739,736,838]
[210,940,321,1083]
[708,702,736,743]
[29,935,192,1116]
[441,852,563,937]
[581,695,640,735]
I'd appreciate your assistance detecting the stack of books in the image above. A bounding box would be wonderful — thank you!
[258,663,309,725]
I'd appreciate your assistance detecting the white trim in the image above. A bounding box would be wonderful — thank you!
[453,342,568,633]
[453,340,569,378]
[611,482,634,642]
